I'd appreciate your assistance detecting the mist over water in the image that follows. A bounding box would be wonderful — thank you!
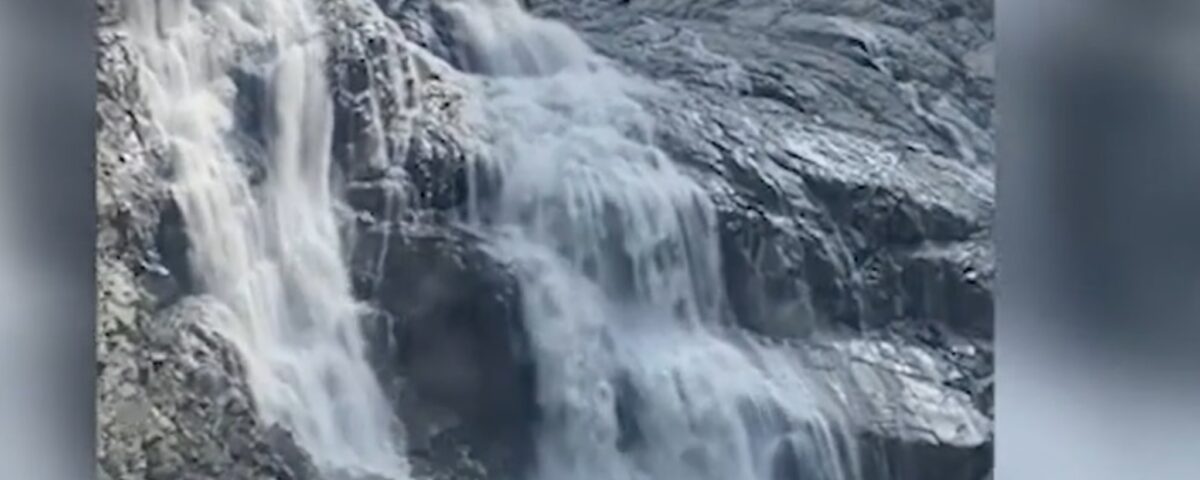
[124,1,408,477]
[450,1,862,479]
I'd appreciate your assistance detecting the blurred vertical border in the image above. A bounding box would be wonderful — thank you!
[999,0,1200,478]
[0,0,97,478]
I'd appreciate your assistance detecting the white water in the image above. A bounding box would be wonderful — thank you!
[122,0,867,477]
[448,1,863,479]
[125,1,408,477]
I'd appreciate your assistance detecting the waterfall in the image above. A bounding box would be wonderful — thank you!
[124,1,409,477]
[448,1,863,479]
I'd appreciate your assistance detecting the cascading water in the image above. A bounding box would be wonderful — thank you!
[445,1,863,479]
[125,1,408,477]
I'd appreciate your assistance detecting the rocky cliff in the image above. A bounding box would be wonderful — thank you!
[97,0,993,479]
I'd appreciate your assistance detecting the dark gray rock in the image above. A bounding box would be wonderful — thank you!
[323,0,417,183]
[99,0,994,478]
[355,222,537,479]
[867,239,995,337]
[803,329,993,480]
[321,7,531,478]
[324,0,477,218]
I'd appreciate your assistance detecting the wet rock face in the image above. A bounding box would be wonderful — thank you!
[362,225,532,425]
[324,2,414,183]
[325,3,534,477]
[523,0,995,340]
[354,223,537,477]
[326,6,536,473]
[325,0,477,214]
